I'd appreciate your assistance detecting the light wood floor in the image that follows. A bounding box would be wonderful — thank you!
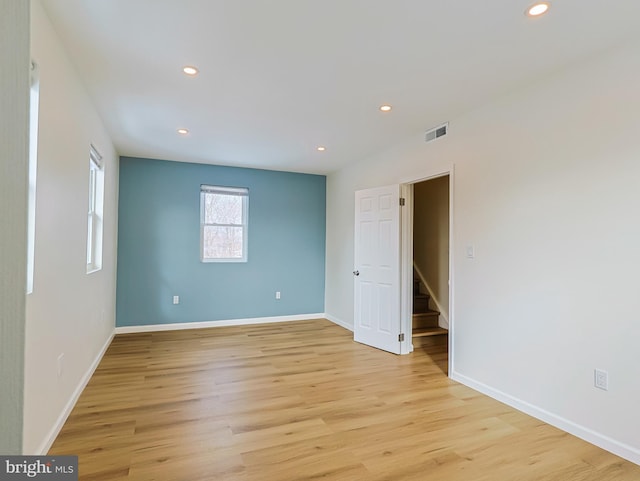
[50,319,639,480]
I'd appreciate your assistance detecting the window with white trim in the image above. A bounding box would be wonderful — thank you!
[26,60,39,294]
[200,185,248,262]
[86,146,104,273]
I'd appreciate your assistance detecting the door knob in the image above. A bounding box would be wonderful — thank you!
[353,270,360,276]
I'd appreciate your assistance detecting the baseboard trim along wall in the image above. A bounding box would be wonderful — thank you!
[325,314,353,332]
[36,333,114,455]
[114,313,326,334]
[451,370,640,466]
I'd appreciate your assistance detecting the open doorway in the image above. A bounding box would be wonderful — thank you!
[410,174,450,374]
[352,175,453,362]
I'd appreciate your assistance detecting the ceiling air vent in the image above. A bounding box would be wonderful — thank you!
[425,122,449,143]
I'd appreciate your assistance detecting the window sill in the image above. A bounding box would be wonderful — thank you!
[201,258,247,263]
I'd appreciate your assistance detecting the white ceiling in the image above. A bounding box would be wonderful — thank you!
[39,0,640,175]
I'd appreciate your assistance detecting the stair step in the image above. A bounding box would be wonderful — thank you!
[412,327,448,338]
[413,310,439,317]
[413,295,431,314]
[412,311,439,329]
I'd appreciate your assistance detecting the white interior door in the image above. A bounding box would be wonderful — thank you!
[354,184,401,354]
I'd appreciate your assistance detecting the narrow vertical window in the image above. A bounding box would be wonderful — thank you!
[200,185,249,262]
[86,145,104,273]
[26,60,39,294]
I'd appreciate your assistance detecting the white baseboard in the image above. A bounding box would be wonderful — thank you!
[451,370,640,466]
[325,314,353,332]
[114,313,326,334]
[36,332,114,455]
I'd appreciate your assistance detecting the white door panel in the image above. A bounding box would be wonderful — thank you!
[354,184,401,354]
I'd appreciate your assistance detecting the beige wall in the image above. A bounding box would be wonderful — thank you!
[0,0,29,455]
[413,176,449,322]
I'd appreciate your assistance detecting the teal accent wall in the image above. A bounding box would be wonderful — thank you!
[116,157,326,327]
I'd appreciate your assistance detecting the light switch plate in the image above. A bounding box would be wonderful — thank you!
[594,369,608,391]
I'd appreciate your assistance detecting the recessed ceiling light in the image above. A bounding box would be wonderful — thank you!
[177,128,189,135]
[379,104,392,112]
[316,146,326,152]
[182,66,199,76]
[526,2,550,17]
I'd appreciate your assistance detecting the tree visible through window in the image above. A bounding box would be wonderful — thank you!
[200,185,248,262]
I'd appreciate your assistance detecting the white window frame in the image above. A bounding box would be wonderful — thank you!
[26,60,39,294]
[87,145,104,273]
[200,185,249,263]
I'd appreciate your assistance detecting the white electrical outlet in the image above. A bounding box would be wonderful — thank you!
[57,353,64,378]
[173,295,180,305]
[275,291,281,300]
[594,368,608,391]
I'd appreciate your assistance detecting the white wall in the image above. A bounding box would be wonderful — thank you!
[326,39,640,463]
[23,0,118,454]
[0,0,29,455]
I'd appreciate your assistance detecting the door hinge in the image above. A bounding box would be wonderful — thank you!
[399,197,405,206]
[398,333,405,342]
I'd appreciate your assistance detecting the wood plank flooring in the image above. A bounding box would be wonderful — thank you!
[49,319,640,480]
